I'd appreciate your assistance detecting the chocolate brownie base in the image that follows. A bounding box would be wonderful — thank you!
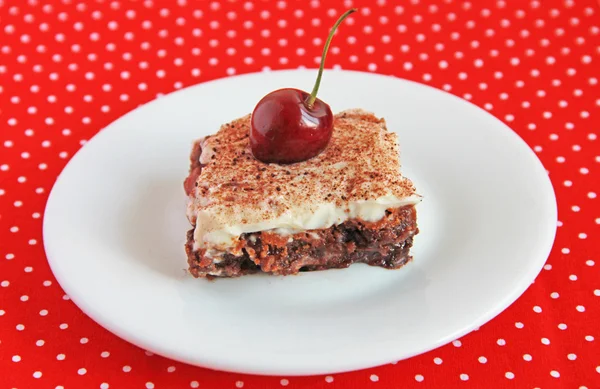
[185,205,418,278]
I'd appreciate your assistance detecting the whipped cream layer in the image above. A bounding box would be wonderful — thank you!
[195,195,421,249]
[186,109,421,250]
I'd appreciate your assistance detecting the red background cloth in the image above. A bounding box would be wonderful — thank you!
[1,0,599,388]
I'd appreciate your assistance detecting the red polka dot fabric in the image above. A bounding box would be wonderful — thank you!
[1,0,599,388]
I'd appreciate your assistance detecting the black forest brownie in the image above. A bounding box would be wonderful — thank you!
[183,109,421,277]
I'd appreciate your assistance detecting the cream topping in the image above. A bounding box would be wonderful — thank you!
[186,109,421,250]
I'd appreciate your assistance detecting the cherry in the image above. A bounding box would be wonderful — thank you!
[250,8,357,164]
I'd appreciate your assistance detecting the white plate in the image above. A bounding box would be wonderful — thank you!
[44,69,557,376]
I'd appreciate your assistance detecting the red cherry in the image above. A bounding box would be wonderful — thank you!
[250,8,357,164]
[250,88,333,164]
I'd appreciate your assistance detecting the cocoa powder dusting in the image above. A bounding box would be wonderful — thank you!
[187,109,419,229]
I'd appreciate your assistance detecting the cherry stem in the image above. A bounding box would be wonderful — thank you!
[306,8,357,108]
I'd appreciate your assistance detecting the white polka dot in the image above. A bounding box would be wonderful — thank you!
[59,323,68,329]
[551,292,560,299]
[123,365,132,372]
[515,322,524,328]
[434,357,443,365]
[1,280,9,287]
[57,354,65,360]
[568,353,577,360]
[16,324,25,330]
[20,295,29,301]
[558,323,567,330]
[369,375,379,382]
[533,305,542,313]
[478,356,487,363]
[585,335,594,341]
[12,355,21,362]
[550,370,560,378]
[586,260,595,266]
[190,382,199,388]
[146,383,154,389]
[569,274,578,281]
[505,372,514,379]
[497,339,506,346]
[101,351,110,358]
[523,354,532,361]
[453,340,462,347]
[40,309,48,316]
[541,337,550,345]
[33,371,42,378]
[101,384,109,389]
[460,374,469,381]
[415,374,424,382]
[576,305,585,312]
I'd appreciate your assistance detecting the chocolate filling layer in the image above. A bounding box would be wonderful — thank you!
[185,205,418,278]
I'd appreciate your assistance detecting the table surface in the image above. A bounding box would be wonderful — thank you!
[1,0,599,388]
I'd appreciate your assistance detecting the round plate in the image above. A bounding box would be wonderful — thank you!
[43,69,557,376]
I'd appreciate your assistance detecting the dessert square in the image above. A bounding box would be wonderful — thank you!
[184,109,421,277]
